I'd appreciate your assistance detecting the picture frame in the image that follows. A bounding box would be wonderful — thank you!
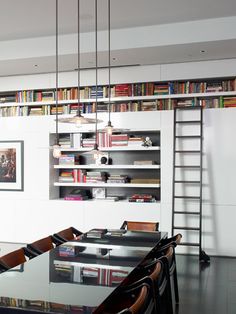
[0,140,24,191]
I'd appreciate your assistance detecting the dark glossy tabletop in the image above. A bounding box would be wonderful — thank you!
[0,230,167,313]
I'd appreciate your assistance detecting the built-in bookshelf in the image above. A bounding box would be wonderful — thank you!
[1,77,236,117]
[51,129,160,203]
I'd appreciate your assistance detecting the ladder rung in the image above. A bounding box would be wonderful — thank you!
[175,120,201,124]
[174,211,200,215]
[175,150,201,153]
[174,180,201,184]
[173,226,200,231]
[174,196,200,199]
[175,135,201,139]
[175,106,202,110]
[178,242,200,247]
[174,165,200,169]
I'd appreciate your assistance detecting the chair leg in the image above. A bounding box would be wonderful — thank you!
[173,268,179,303]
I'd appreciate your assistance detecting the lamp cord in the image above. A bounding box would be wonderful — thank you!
[108,0,111,123]
[95,0,98,148]
[77,0,81,116]
[55,0,59,145]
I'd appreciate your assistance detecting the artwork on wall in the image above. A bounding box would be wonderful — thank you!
[0,141,24,191]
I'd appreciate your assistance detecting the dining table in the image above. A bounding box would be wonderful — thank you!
[0,229,167,313]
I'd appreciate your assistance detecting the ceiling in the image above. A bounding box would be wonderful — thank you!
[0,0,236,76]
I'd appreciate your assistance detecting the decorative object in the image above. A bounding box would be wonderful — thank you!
[142,136,152,147]
[0,141,24,191]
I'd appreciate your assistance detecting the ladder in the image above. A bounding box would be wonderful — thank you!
[171,105,210,263]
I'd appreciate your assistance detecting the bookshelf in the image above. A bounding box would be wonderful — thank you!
[51,129,160,203]
[1,77,236,117]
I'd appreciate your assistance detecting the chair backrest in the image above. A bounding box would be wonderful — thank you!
[121,221,159,232]
[95,283,152,314]
[160,233,182,249]
[28,236,54,255]
[128,284,149,314]
[0,248,26,269]
[53,226,82,244]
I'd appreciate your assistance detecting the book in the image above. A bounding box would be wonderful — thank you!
[133,160,154,165]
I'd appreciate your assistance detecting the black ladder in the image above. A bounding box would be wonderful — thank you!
[171,105,210,263]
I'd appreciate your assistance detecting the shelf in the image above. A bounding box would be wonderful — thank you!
[54,165,160,169]
[59,146,160,152]
[50,198,160,204]
[1,90,236,108]
[53,259,133,271]
[54,182,160,188]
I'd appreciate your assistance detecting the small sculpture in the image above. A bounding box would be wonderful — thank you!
[142,136,152,147]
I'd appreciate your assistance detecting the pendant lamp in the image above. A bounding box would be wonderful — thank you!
[100,0,129,134]
[58,0,102,127]
[52,0,61,159]
[92,0,102,160]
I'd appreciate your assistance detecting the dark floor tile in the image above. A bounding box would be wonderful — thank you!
[228,282,236,304]
[228,303,236,314]
[176,254,236,314]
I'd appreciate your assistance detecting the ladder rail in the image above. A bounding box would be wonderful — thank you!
[171,105,210,263]
[171,108,177,237]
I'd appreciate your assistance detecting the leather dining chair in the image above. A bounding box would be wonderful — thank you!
[52,226,82,245]
[95,282,153,314]
[0,248,26,272]
[125,258,172,314]
[120,220,159,232]
[24,235,55,259]
[155,234,182,304]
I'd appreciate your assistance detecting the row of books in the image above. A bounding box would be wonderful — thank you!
[54,263,128,287]
[1,96,236,117]
[58,133,147,149]
[4,78,236,104]
[60,170,159,185]
[0,297,95,313]
[128,194,156,203]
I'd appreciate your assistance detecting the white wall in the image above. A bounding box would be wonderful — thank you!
[0,58,236,256]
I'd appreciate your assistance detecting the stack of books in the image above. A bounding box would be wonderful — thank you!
[59,170,74,183]
[59,135,72,148]
[107,175,128,183]
[128,194,156,203]
[111,134,128,146]
[128,136,144,146]
[82,137,96,148]
[64,189,89,201]
[59,154,79,165]
[85,171,107,183]
[130,178,160,184]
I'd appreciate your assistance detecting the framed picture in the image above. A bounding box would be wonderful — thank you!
[0,141,24,191]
